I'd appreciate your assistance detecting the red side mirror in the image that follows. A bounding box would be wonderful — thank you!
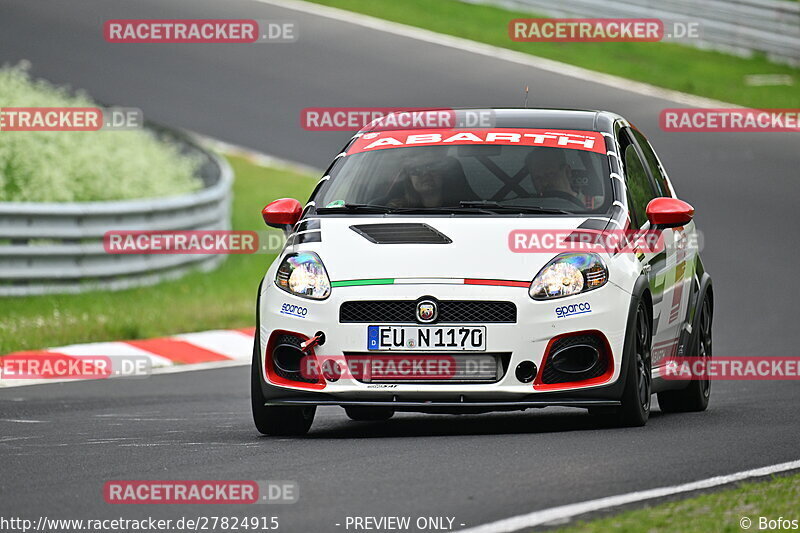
[646,197,694,228]
[262,198,302,230]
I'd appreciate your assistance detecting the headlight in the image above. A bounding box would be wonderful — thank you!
[529,253,608,300]
[275,252,331,300]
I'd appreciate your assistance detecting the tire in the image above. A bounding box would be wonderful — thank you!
[614,300,652,427]
[658,294,712,413]
[344,406,395,421]
[251,336,315,436]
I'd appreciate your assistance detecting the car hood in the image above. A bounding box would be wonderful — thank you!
[300,216,608,282]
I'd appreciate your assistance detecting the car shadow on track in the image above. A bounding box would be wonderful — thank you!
[298,408,671,439]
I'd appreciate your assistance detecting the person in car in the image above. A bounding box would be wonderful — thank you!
[525,147,581,204]
[526,148,607,209]
[385,155,475,208]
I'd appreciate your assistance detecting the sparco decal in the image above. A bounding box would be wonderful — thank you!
[555,302,592,318]
[280,303,308,318]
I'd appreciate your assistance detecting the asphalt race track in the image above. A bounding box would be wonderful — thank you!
[1,0,798,530]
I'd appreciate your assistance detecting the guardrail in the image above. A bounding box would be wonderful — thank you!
[468,0,800,66]
[0,128,233,296]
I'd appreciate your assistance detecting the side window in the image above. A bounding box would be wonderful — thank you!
[631,129,672,197]
[619,129,657,227]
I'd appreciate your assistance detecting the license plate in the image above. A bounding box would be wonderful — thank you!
[367,325,486,351]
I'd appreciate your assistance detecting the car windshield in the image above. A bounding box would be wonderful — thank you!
[313,130,613,215]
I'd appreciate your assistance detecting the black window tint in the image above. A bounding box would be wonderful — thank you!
[314,144,613,214]
[619,129,657,227]
[631,129,671,197]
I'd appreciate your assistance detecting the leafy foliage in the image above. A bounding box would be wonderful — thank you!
[0,64,201,202]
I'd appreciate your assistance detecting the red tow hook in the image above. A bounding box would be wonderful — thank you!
[300,331,326,353]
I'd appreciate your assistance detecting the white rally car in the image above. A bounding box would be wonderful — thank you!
[251,109,713,435]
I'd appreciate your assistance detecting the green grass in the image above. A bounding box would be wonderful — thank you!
[308,0,800,108]
[552,473,800,533]
[0,156,316,354]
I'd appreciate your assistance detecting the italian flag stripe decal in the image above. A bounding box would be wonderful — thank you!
[330,278,528,288]
[465,278,530,288]
[331,278,395,287]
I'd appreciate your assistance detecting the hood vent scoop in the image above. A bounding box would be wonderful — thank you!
[350,223,452,244]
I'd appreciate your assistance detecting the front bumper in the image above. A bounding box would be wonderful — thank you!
[257,280,633,403]
[265,396,620,414]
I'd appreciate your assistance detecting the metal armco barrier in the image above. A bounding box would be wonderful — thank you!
[469,0,800,66]
[0,129,233,296]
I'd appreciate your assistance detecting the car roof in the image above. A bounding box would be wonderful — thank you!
[358,108,625,135]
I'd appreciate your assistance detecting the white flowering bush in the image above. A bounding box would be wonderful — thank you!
[0,64,202,202]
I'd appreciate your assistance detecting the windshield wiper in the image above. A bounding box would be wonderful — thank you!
[459,201,573,215]
[316,203,394,213]
[316,203,496,215]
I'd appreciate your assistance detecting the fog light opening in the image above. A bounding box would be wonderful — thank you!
[322,359,342,382]
[515,361,537,383]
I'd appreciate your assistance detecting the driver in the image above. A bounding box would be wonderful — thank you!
[525,148,581,204]
[385,155,451,208]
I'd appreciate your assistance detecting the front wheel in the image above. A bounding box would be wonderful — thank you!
[615,301,652,427]
[251,337,315,436]
[658,294,712,413]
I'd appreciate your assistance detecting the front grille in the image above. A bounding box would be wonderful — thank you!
[339,300,517,323]
[440,301,516,323]
[541,334,607,384]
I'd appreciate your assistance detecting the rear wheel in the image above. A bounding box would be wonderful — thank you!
[251,337,315,436]
[658,295,712,413]
[345,406,395,421]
